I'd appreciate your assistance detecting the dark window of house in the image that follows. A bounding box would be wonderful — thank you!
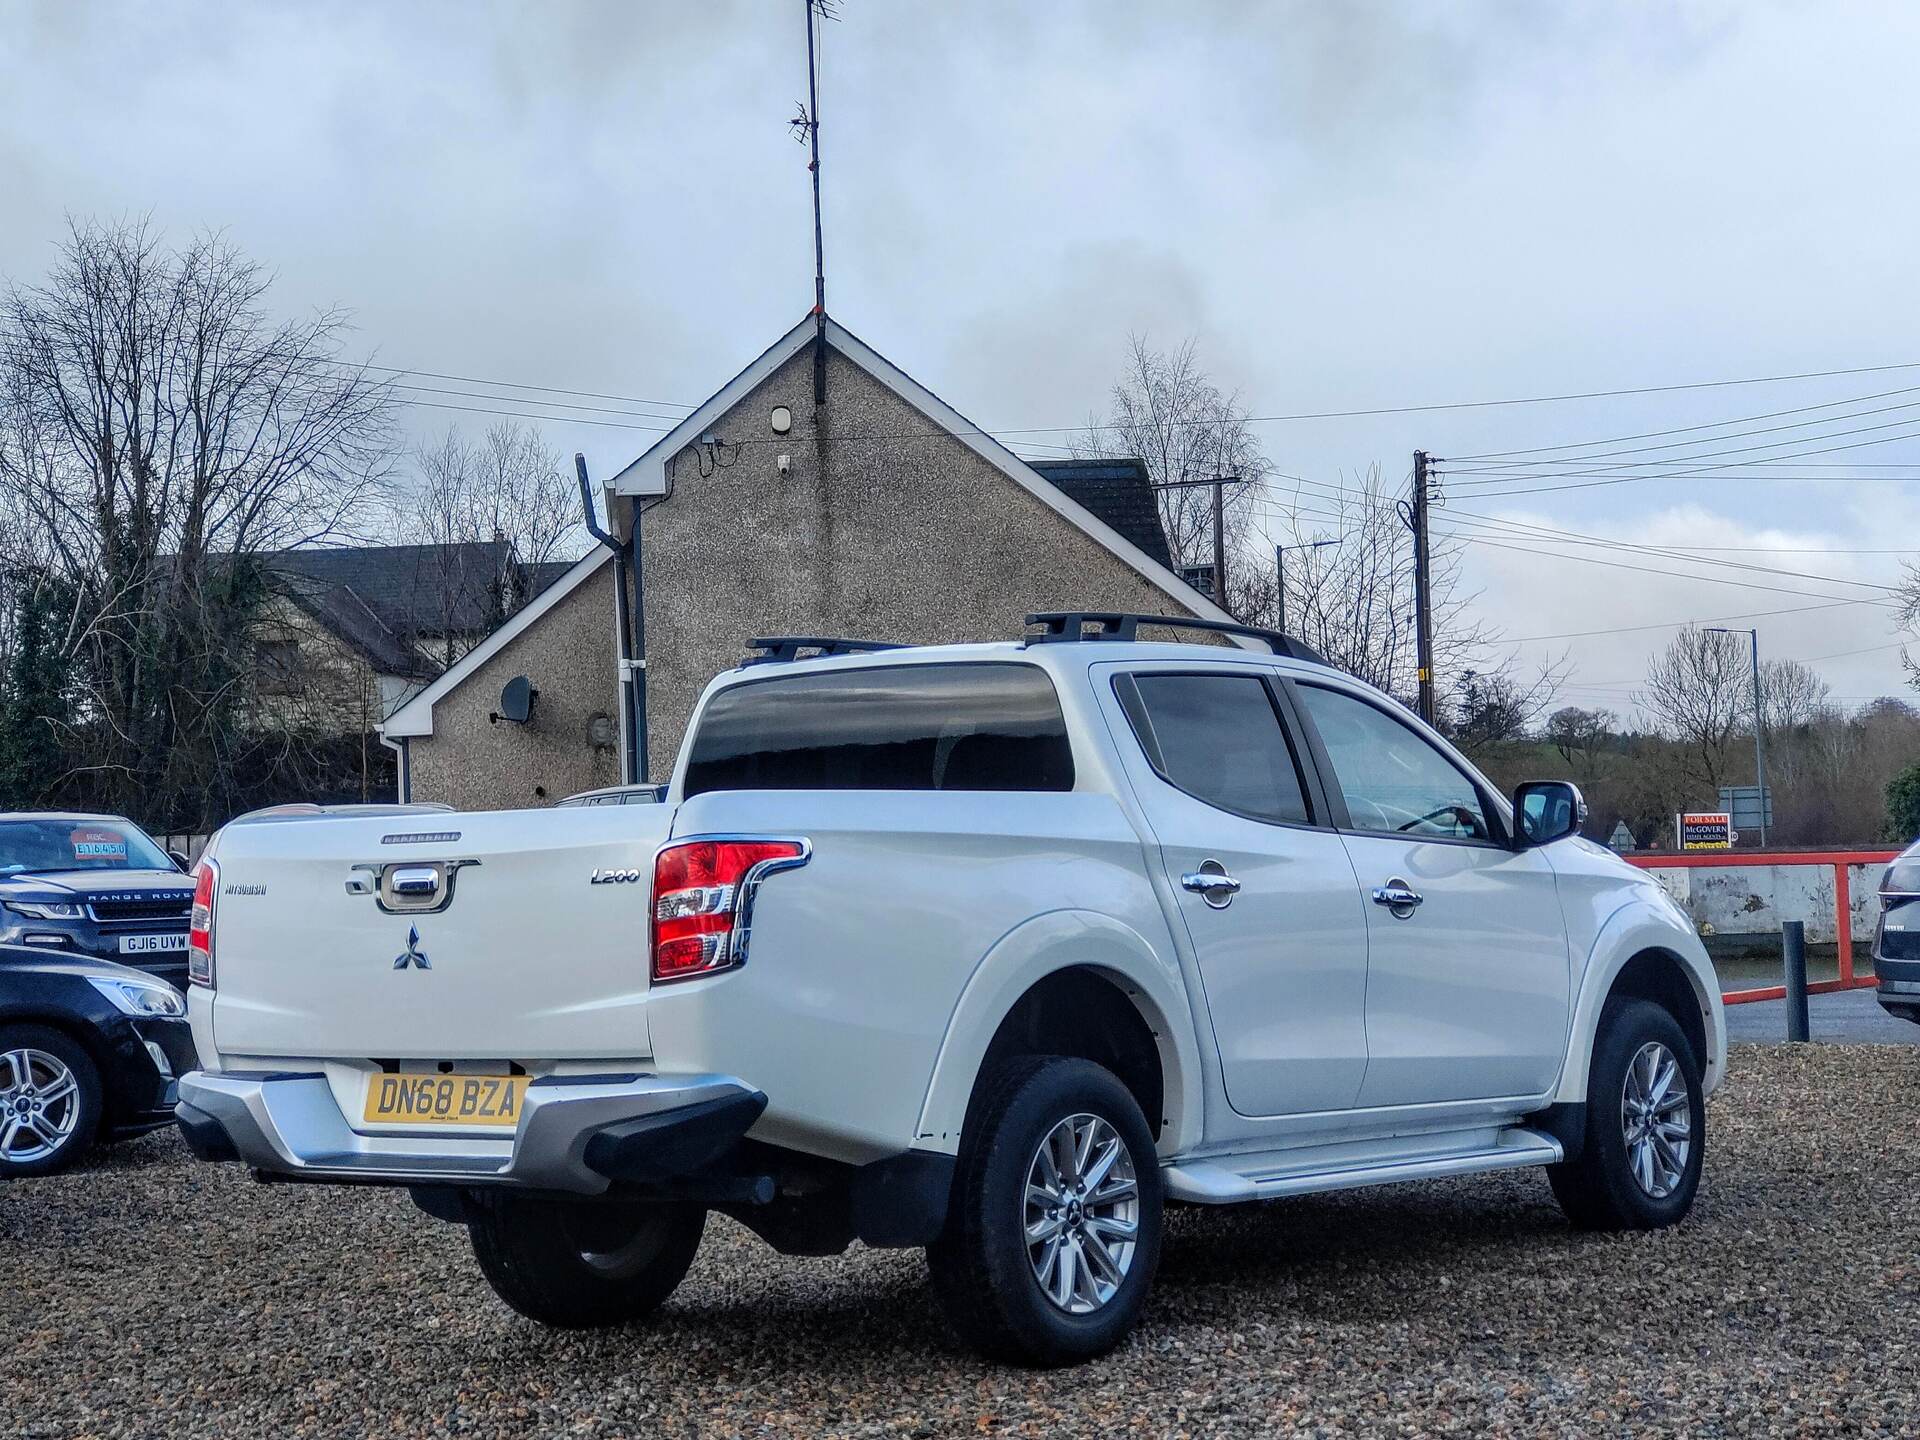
[257,638,302,695]
[1118,672,1312,825]
[684,663,1074,796]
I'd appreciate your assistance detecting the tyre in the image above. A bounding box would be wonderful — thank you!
[0,1024,102,1179]
[1548,997,1705,1230]
[466,1192,706,1328]
[929,1056,1164,1366]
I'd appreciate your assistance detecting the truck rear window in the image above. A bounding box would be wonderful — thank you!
[684,663,1074,796]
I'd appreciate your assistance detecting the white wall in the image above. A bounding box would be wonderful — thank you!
[1637,860,1889,944]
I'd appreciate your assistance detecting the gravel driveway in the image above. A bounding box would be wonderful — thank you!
[5,1043,1915,1438]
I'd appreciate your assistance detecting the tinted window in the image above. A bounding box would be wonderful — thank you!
[1296,684,1491,840]
[685,663,1074,796]
[1121,672,1312,825]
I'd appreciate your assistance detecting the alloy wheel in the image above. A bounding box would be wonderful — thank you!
[0,1047,82,1165]
[1024,1112,1140,1314]
[1620,1040,1692,1199]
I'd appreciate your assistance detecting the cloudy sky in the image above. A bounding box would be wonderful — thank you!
[5,1,1918,713]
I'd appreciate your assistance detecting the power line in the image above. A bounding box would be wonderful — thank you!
[1445,413,1920,487]
[1498,598,1884,644]
[1447,533,1903,606]
[1250,481,1909,595]
[1433,425,1920,497]
[1446,382,1920,461]
[396,398,673,432]
[342,360,692,412]
[1246,495,1903,607]
[1434,508,1905,595]
[1447,394,1920,469]
[387,381,690,424]
[990,359,1920,435]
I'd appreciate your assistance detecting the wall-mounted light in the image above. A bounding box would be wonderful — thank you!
[770,405,793,435]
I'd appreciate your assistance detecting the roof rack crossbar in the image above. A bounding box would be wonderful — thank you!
[1021,611,1329,665]
[742,635,906,667]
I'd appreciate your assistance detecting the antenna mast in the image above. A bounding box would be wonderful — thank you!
[804,0,828,402]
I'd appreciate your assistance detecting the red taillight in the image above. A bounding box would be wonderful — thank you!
[651,838,808,983]
[188,857,218,988]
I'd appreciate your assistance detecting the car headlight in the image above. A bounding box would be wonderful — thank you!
[5,900,86,920]
[1883,860,1920,899]
[84,976,188,1018]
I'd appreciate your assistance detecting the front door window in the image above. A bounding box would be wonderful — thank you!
[1293,685,1491,841]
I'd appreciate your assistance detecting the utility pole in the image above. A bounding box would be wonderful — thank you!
[1211,477,1227,605]
[1707,625,1770,846]
[1411,449,1436,725]
[1151,474,1239,605]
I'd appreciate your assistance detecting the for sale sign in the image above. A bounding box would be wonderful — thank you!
[1677,812,1735,850]
[69,826,128,861]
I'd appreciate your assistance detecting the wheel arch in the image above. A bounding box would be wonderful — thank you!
[913,910,1203,1157]
[1556,902,1725,1104]
[0,1010,116,1119]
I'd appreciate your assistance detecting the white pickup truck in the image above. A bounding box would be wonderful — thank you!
[176,613,1724,1366]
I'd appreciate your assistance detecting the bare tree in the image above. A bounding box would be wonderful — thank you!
[400,420,584,664]
[1254,467,1548,716]
[1901,561,1920,690]
[0,216,396,828]
[410,421,581,566]
[1758,657,1830,733]
[1546,706,1615,788]
[1074,334,1272,604]
[472,422,582,568]
[1635,627,1750,793]
[1449,667,1562,763]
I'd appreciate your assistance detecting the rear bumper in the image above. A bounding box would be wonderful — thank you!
[175,1070,765,1195]
[1875,961,1920,1020]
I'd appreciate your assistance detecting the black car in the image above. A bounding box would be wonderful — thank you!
[0,813,196,989]
[0,943,196,1176]
[1876,841,1920,1023]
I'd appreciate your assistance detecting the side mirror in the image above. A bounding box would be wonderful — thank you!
[1513,780,1587,849]
[167,849,193,873]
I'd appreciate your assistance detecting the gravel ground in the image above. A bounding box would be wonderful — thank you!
[5,1043,1917,1438]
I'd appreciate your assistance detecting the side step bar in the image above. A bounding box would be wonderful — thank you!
[1163,1128,1564,1206]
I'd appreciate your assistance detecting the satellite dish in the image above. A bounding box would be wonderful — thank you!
[490,675,538,726]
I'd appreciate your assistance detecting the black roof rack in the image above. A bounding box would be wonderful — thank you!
[1021,612,1329,665]
[742,635,906,667]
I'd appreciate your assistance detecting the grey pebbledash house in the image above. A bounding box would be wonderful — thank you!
[378,315,1235,811]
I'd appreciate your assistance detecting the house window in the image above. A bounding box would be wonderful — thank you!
[258,638,302,695]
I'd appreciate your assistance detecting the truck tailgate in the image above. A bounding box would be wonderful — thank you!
[205,806,671,1059]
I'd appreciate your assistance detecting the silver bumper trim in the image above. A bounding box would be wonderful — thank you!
[177,1070,757,1194]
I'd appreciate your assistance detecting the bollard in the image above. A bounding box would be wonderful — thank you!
[1782,919,1810,1043]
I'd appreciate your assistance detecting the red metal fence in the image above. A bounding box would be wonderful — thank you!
[1624,849,1899,1005]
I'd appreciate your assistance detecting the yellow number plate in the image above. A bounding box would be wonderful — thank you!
[363,1073,530,1127]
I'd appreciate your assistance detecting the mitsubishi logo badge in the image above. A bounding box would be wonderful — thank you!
[392,925,431,971]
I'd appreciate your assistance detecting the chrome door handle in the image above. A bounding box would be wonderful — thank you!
[1181,862,1242,909]
[1371,879,1423,916]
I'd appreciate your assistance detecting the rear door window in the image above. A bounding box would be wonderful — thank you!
[1117,671,1313,825]
[684,663,1074,796]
